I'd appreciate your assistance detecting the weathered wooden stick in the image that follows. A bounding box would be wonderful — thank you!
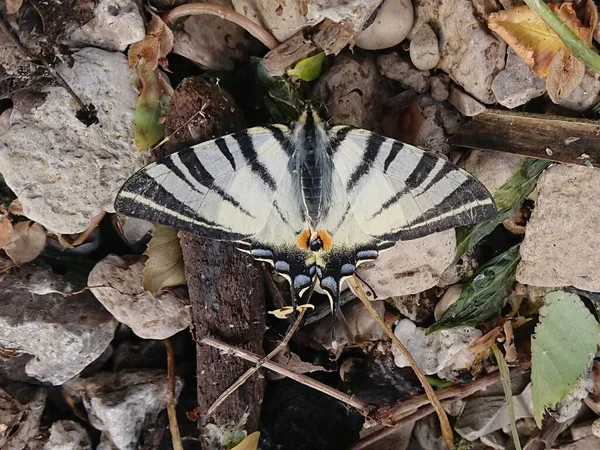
[449,110,600,167]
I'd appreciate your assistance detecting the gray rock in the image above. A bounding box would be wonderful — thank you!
[356,230,455,299]
[44,421,91,450]
[67,0,145,52]
[448,84,486,116]
[409,23,440,70]
[410,0,506,103]
[0,265,117,385]
[430,74,450,101]
[0,48,152,234]
[414,415,445,450]
[377,53,430,93]
[356,0,414,50]
[461,149,524,195]
[559,435,600,450]
[392,319,481,375]
[492,49,546,109]
[551,374,594,423]
[0,380,47,450]
[64,370,183,450]
[517,165,600,292]
[112,215,154,247]
[89,255,191,340]
[559,68,600,112]
[415,95,464,155]
[392,292,435,323]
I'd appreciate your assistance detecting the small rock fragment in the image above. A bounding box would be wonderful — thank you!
[559,435,600,450]
[357,229,455,298]
[414,415,445,450]
[44,420,92,450]
[112,215,154,247]
[559,68,600,112]
[517,165,600,292]
[480,431,507,450]
[409,23,440,70]
[312,54,386,129]
[392,319,482,375]
[461,149,524,195]
[415,95,464,155]
[356,0,414,50]
[434,284,463,320]
[492,49,546,109]
[0,48,152,234]
[64,370,182,450]
[0,265,117,385]
[430,74,450,101]
[448,84,486,116]
[67,0,145,52]
[551,374,594,423]
[378,53,430,93]
[0,380,46,449]
[89,255,191,340]
[410,0,506,103]
[392,291,435,322]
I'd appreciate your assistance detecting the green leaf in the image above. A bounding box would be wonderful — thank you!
[455,158,551,262]
[287,52,325,81]
[134,63,165,151]
[253,58,303,123]
[142,224,186,294]
[492,344,522,450]
[428,244,521,333]
[531,291,600,427]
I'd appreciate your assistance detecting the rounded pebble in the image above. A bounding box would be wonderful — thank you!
[356,0,414,50]
[410,23,440,70]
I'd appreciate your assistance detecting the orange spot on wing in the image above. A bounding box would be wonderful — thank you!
[317,229,332,251]
[296,229,311,250]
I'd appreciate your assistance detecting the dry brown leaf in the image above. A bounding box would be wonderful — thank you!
[488,3,591,77]
[142,224,186,294]
[129,12,174,70]
[0,214,13,249]
[8,199,24,216]
[4,221,46,264]
[503,321,518,363]
[5,0,23,14]
[546,48,586,103]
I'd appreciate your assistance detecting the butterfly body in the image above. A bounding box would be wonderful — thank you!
[115,108,496,311]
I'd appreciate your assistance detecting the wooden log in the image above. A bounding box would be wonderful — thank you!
[163,78,266,448]
[449,110,600,167]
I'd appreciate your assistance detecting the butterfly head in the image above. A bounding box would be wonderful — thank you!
[297,104,323,127]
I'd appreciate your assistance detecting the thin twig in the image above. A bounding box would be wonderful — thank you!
[348,275,454,450]
[164,339,183,450]
[164,3,280,50]
[201,337,371,414]
[205,282,316,417]
[0,15,98,125]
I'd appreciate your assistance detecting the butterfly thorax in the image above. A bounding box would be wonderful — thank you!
[292,109,333,227]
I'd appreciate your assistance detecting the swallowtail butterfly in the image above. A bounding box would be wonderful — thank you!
[115,107,496,314]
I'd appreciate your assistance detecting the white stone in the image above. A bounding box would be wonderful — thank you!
[64,370,183,450]
[0,265,117,385]
[409,23,439,70]
[357,230,455,299]
[410,0,506,103]
[430,74,450,101]
[377,53,430,93]
[461,149,524,195]
[517,165,600,292]
[0,48,152,234]
[392,319,482,375]
[44,421,91,450]
[559,68,600,112]
[67,0,145,52]
[492,49,546,109]
[448,84,486,116]
[356,0,414,50]
[434,284,463,320]
[89,255,191,340]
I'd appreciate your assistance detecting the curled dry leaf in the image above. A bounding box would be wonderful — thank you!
[3,221,46,264]
[546,48,586,103]
[488,3,593,77]
[134,63,165,151]
[8,199,24,216]
[4,0,23,14]
[129,12,174,71]
[0,213,13,249]
[142,224,186,294]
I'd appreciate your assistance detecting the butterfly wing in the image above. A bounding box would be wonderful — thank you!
[115,125,314,299]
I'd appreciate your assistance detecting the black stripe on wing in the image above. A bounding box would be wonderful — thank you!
[346,132,386,191]
[383,141,404,173]
[328,126,355,156]
[233,130,278,191]
[215,137,237,170]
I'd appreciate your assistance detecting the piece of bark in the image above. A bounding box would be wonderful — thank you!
[163,77,266,446]
[263,29,317,76]
[449,110,600,167]
[313,19,355,55]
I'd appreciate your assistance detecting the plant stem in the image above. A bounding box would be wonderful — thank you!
[523,0,600,73]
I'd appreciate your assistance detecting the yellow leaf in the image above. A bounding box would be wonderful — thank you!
[231,432,260,450]
[129,12,174,71]
[142,224,187,294]
[488,3,590,77]
[4,221,46,265]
